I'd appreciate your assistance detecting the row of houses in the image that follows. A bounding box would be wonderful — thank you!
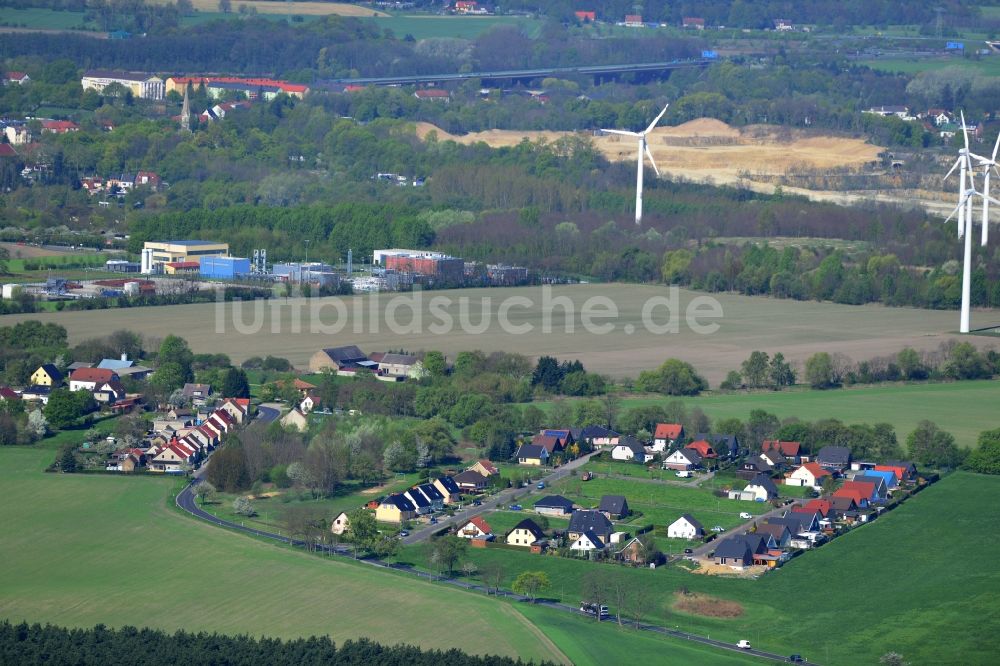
[369,460,500,525]
[80,171,162,196]
[8,358,153,407]
[713,463,921,570]
[135,398,251,473]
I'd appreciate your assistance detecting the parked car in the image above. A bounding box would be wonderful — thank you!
[579,602,609,619]
[712,525,725,532]
[788,655,804,663]
[737,640,752,650]
[472,499,482,506]
[398,530,409,537]
[739,512,752,519]
[536,482,545,489]
[683,548,694,554]
[429,517,438,524]
[509,504,523,511]
[676,470,692,478]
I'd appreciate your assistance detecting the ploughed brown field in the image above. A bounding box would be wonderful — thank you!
[147,0,386,16]
[4,284,992,383]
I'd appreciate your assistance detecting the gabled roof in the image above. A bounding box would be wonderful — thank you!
[568,510,613,537]
[415,89,450,98]
[404,487,430,508]
[762,440,801,457]
[672,513,703,532]
[598,495,628,515]
[534,495,574,510]
[615,435,646,455]
[381,493,416,512]
[319,345,368,365]
[453,470,488,486]
[70,367,117,384]
[830,496,858,512]
[97,357,135,370]
[668,447,702,464]
[508,518,545,541]
[37,364,63,381]
[379,353,417,365]
[579,425,619,440]
[654,423,684,440]
[745,456,773,472]
[798,499,833,517]
[754,523,790,541]
[418,483,443,501]
[531,434,563,453]
[575,530,605,549]
[746,473,779,496]
[695,433,739,453]
[686,439,717,457]
[435,475,460,494]
[714,536,751,561]
[791,462,830,482]
[0,386,20,400]
[515,443,548,459]
[0,144,17,157]
[466,515,492,534]
[817,445,851,465]
[471,459,499,475]
[852,474,888,494]
[839,480,876,499]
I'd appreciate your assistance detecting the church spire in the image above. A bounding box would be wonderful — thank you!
[180,85,191,132]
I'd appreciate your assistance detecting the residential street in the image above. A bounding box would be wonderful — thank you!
[402,451,599,545]
[689,499,808,559]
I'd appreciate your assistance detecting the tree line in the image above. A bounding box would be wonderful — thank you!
[0,620,549,666]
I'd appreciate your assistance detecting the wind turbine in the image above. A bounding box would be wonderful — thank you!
[602,104,669,224]
[943,112,1000,333]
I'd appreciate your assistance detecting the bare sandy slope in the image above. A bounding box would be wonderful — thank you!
[5,284,994,384]
[414,118,881,178]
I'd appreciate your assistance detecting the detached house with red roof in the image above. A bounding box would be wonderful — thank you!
[785,462,831,489]
[652,423,684,451]
[762,440,802,462]
[41,120,79,135]
[457,515,493,540]
[414,89,450,102]
[686,439,717,459]
[4,71,30,85]
[69,368,119,393]
[834,481,874,508]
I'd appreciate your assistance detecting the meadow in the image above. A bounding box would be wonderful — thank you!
[0,7,93,30]
[3,283,989,385]
[366,15,543,40]
[551,380,1000,448]
[860,56,1000,77]
[0,442,768,665]
[546,475,767,531]
[403,472,1000,665]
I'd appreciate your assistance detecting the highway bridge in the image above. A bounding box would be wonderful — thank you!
[330,58,712,87]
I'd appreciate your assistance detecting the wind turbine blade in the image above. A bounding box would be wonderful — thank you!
[944,197,966,226]
[944,157,963,181]
[962,110,970,152]
[645,143,660,177]
[600,129,640,137]
[643,104,669,135]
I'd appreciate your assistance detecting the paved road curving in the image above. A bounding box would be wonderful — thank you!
[175,427,815,665]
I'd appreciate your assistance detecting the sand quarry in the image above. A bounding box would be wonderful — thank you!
[415,118,881,180]
[412,118,947,211]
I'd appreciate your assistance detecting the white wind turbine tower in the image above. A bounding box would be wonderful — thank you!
[943,112,1000,333]
[602,104,669,224]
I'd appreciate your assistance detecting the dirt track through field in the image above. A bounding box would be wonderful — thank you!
[4,284,993,384]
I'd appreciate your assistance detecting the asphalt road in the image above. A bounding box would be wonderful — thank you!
[690,499,808,559]
[402,451,599,545]
[174,475,810,664]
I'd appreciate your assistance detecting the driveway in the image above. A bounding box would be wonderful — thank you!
[401,451,598,545]
[689,499,808,559]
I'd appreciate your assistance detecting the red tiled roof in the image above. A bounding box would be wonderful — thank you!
[531,434,563,453]
[41,120,78,132]
[70,367,117,384]
[654,423,683,440]
[794,462,830,479]
[0,144,17,157]
[797,499,833,517]
[0,386,20,400]
[171,76,308,94]
[293,378,317,390]
[685,440,717,458]
[467,515,492,534]
[475,459,498,475]
[762,440,801,457]
[6,71,27,79]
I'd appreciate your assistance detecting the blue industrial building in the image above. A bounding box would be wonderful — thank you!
[199,256,250,280]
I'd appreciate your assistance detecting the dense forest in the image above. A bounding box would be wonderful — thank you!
[0,620,549,666]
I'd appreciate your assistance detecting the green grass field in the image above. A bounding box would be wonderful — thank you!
[549,475,766,531]
[368,14,543,40]
[0,443,769,664]
[861,56,1000,76]
[541,380,1000,448]
[0,7,94,30]
[400,472,1000,664]
[0,447,567,663]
